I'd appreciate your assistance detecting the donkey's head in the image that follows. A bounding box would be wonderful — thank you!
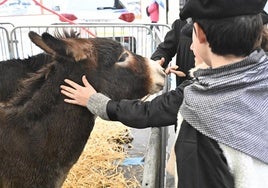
[28,31,166,100]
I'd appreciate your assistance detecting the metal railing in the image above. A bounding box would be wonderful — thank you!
[142,74,172,188]
[6,23,170,59]
[0,26,11,61]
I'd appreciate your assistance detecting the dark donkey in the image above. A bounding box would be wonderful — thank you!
[0,53,52,103]
[0,31,79,103]
[0,30,166,188]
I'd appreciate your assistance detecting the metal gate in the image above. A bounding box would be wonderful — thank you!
[0,26,11,61]
[8,23,170,59]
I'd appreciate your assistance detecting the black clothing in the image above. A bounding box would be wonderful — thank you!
[151,19,195,86]
[179,0,266,20]
[177,120,234,188]
[107,80,192,128]
[106,81,234,188]
[107,86,182,128]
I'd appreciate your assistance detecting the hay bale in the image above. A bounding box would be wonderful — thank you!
[62,117,141,188]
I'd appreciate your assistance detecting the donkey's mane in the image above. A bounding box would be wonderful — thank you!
[8,61,57,108]
[6,29,81,108]
[3,29,80,110]
[26,53,52,69]
[53,29,80,39]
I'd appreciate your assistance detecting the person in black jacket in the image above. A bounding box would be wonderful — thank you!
[151,19,195,86]
[60,1,268,187]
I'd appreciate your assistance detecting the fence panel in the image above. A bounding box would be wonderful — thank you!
[0,22,15,31]
[142,75,172,188]
[9,23,170,59]
[0,26,11,61]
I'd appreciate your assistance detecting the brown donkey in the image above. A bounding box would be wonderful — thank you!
[0,31,166,188]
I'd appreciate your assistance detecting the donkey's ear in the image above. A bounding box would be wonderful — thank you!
[36,31,93,62]
[40,33,73,59]
[28,31,56,55]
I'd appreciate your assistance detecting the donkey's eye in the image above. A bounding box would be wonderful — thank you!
[118,53,129,62]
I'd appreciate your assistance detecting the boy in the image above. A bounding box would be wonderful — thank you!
[60,0,268,187]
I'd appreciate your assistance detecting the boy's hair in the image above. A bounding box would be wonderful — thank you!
[261,26,268,51]
[195,14,263,56]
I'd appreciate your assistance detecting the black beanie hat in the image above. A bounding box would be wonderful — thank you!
[180,0,267,20]
[262,10,268,24]
[181,9,268,38]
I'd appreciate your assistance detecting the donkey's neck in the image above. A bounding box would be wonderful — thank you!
[3,60,95,175]
[7,60,87,121]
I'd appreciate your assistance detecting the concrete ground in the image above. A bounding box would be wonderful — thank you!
[121,127,176,188]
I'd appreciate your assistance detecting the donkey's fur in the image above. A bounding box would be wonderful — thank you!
[0,30,79,103]
[0,30,165,188]
[0,53,52,102]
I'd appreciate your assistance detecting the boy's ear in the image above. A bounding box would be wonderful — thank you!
[194,23,207,43]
